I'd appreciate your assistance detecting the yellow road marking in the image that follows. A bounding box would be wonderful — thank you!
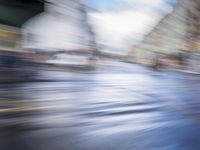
[0,104,75,113]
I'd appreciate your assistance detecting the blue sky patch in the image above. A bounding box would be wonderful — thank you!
[82,0,177,11]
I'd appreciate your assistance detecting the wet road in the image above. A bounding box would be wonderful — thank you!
[1,61,200,150]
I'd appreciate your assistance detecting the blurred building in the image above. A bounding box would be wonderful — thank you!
[128,0,200,69]
[186,0,200,51]
[0,0,44,50]
[128,0,188,66]
[22,0,96,53]
[0,0,97,58]
[0,24,21,49]
[185,0,200,72]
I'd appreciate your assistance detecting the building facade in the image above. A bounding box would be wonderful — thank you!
[0,0,44,50]
[22,0,96,52]
[128,0,189,65]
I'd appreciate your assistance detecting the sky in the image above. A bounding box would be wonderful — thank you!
[82,0,177,53]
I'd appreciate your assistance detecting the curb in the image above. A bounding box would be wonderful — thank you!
[173,69,200,75]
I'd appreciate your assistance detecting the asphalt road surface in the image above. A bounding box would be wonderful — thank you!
[1,61,200,150]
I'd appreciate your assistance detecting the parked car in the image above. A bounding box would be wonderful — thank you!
[45,53,97,70]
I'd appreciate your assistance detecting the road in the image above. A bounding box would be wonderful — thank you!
[1,61,200,150]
